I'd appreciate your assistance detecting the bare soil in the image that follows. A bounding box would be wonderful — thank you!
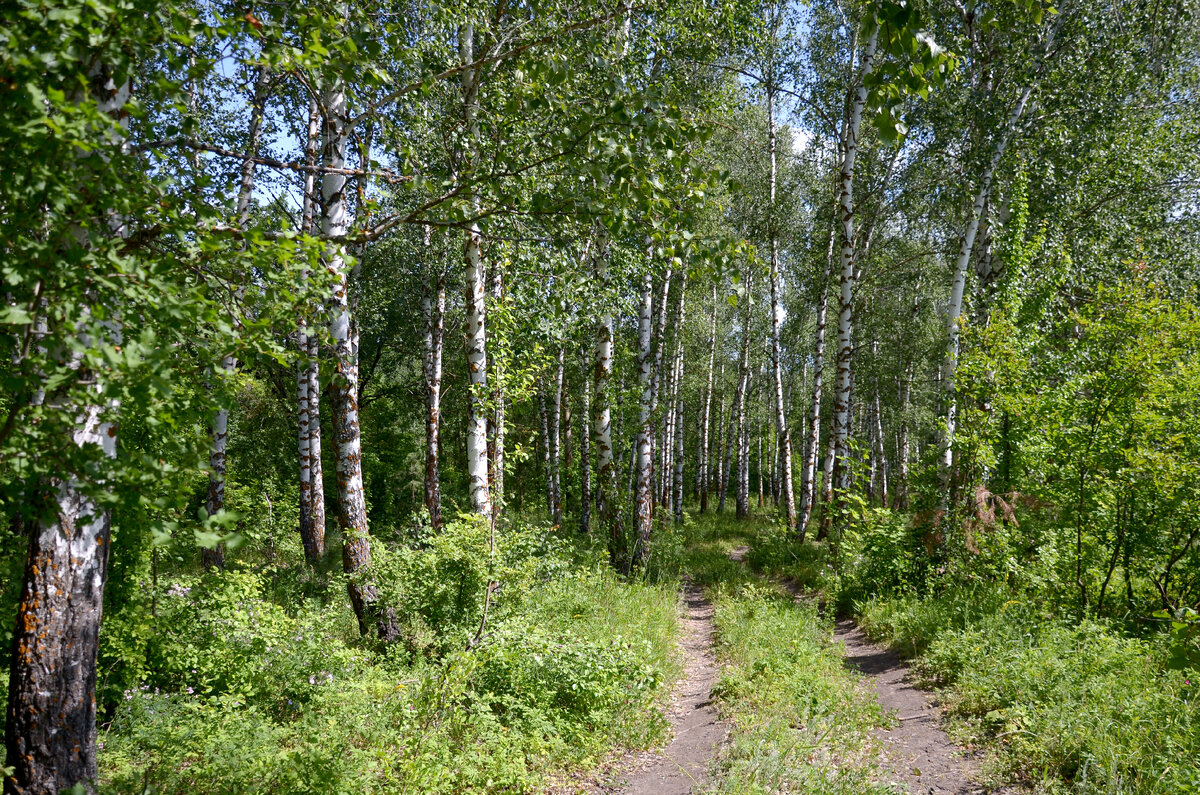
[836,619,1012,794]
[551,583,726,794]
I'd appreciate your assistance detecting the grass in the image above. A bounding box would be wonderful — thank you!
[681,510,896,795]
[857,589,1200,794]
[95,521,681,794]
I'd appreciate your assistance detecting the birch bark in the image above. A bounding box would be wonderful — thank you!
[4,62,129,795]
[298,96,326,564]
[550,347,564,525]
[422,249,446,531]
[766,86,797,531]
[322,77,392,640]
[633,271,656,565]
[592,230,624,568]
[459,24,493,521]
[734,276,754,520]
[832,27,879,502]
[580,367,592,534]
[698,285,717,513]
[798,216,836,537]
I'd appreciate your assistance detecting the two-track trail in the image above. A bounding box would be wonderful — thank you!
[560,538,1005,795]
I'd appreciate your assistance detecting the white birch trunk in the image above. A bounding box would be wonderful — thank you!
[459,24,493,522]
[798,221,835,537]
[766,86,797,530]
[580,369,592,534]
[734,276,753,519]
[833,28,879,501]
[939,84,1036,493]
[297,96,325,564]
[633,271,656,564]
[322,77,392,640]
[550,347,564,524]
[699,285,717,513]
[422,248,445,531]
[592,230,623,567]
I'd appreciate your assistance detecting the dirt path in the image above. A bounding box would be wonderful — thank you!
[836,619,1005,794]
[616,583,725,794]
[554,583,725,795]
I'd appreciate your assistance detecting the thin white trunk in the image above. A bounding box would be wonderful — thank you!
[940,84,1036,490]
[488,263,506,509]
[633,271,656,563]
[580,369,592,534]
[767,87,797,530]
[799,216,836,537]
[833,27,878,502]
[873,390,888,507]
[422,243,445,531]
[734,276,754,519]
[592,229,623,567]
[298,96,325,564]
[897,362,913,509]
[699,285,717,513]
[460,24,492,521]
[550,347,564,525]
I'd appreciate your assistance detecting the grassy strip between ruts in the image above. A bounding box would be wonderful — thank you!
[677,512,895,795]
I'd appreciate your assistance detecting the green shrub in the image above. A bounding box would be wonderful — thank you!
[97,520,677,793]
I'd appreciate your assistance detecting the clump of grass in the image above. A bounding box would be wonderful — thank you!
[705,580,892,795]
[858,589,1200,794]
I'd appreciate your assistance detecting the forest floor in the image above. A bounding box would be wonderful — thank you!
[583,522,1003,795]
[558,582,726,794]
[834,618,1001,795]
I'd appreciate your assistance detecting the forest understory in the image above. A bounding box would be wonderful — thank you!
[3,0,1199,793]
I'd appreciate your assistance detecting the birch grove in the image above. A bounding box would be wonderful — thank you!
[4,0,1198,789]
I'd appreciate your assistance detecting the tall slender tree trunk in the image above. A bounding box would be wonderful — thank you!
[765,95,798,531]
[734,276,754,520]
[298,96,326,564]
[580,368,592,534]
[817,427,837,541]
[488,263,506,510]
[896,362,913,509]
[203,66,271,570]
[663,272,686,510]
[633,271,656,564]
[322,77,390,640]
[550,347,564,525]
[798,221,835,538]
[539,387,552,513]
[718,363,731,513]
[832,27,879,510]
[422,249,446,531]
[648,267,673,509]
[939,83,1038,499]
[4,63,129,795]
[673,372,685,523]
[873,390,889,507]
[699,285,717,513]
[459,24,493,522]
[592,231,624,568]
